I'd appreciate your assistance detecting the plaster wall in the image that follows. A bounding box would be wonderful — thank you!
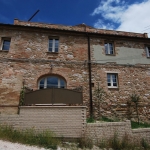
[93,45,150,65]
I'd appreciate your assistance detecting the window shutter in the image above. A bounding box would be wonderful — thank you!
[146,47,149,57]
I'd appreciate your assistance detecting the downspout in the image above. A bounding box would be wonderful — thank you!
[86,33,93,118]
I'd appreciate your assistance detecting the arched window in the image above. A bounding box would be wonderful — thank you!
[38,76,66,89]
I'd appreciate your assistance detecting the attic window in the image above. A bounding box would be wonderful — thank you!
[48,38,59,52]
[1,38,11,51]
[146,46,150,57]
[105,42,115,55]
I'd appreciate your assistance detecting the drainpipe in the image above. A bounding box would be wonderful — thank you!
[86,33,93,118]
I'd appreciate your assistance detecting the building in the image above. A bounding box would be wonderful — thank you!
[0,19,150,122]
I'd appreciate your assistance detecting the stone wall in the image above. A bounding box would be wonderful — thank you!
[90,64,150,122]
[0,20,150,122]
[0,106,86,138]
[0,27,90,114]
[86,121,150,144]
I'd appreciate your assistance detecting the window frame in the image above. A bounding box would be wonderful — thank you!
[38,76,66,89]
[104,42,115,55]
[107,73,118,88]
[1,37,11,51]
[146,46,150,58]
[48,37,59,53]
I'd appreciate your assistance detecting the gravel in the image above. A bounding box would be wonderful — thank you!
[0,140,47,150]
[0,140,112,150]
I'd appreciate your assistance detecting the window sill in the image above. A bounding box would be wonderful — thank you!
[0,50,9,52]
[105,54,116,56]
[108,87,119,90]
[46,52,58,54]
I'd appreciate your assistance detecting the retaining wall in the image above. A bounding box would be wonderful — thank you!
[0,106,150,143]
[86,121,150,143]
[0,106,86,138]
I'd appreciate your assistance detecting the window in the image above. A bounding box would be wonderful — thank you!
[39,76,66,89]
[1,38,11,51]
[48,38,59,52]
[107,74,118,88]
[146,46,150,57]
[105,42,114,55]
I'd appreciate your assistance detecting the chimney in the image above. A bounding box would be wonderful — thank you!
[14,18,19,25]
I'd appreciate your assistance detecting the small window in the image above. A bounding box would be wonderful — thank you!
[39,76,66,89]
[1,38,11,51]
[105,42,114,55]
[107,74,118,88]
[48,38,59,52]
[146,46,150,57]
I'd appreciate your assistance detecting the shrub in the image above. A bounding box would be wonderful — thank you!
[0,125,59,149]
[86,117,95,123]
[141,138,150,150]
[78,136,93,149]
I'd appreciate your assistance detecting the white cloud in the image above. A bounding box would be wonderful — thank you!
[117,1,150,34]
[91,0,127,23]
[91,0,150,37]
[94,19,115,29]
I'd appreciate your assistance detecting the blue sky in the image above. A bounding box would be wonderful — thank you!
[0,0,150,36]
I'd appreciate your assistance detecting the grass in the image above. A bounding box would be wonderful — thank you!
[86,117,95,123]
[87,116,150,130]
[131,121,150,129]
[98,133,150,150]
[0,125,59,149]
[99,116,120,122]
[0,124,94,149]
[1,120,150,150]
[87,116,120,123]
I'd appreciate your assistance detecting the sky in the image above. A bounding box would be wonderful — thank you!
[0,0,150,37]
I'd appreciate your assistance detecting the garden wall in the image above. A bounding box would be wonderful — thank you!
[86,121,150,143]
[1,106,150,143]
[0,106,86,138]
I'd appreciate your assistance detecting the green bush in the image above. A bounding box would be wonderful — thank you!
[86,117,95,123]
[141,138,150,150]
[99,116,120,122]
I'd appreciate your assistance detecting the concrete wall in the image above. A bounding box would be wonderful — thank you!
[0,106,86,138]
[86,121,150,144]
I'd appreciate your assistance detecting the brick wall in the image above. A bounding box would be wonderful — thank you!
[0,106,86,138]
[86,121,150,144]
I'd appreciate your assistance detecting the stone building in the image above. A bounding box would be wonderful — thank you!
[0,19,150,122]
